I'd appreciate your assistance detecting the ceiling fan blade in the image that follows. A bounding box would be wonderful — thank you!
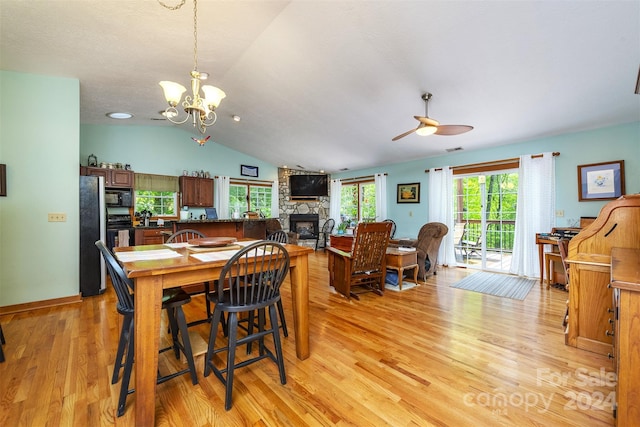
[434,125,474,136]
[392,127,419,141]
[414,116,439,127]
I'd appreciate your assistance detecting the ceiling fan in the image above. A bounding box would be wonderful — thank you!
[392,93,473,141]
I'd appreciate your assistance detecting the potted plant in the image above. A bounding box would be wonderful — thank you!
[336,221,348,235]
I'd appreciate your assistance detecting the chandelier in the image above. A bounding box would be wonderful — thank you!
[158,0,226,135]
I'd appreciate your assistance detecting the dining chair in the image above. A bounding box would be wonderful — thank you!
[266,229,289,244]
[315,218,335,250]
[95,241,198,417]
[383,219,397,239]
[558,238,571,328]
[166,229,213,326]
[0,322,5,363]
[204,241,290,410]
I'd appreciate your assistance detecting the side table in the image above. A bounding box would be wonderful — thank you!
[385,247,419,290]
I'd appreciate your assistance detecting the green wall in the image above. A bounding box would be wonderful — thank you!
[334,122,639,238]
[1,69,637,306]
[0,71,80,306]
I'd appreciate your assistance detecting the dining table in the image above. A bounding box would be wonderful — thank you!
[114,240,313,427]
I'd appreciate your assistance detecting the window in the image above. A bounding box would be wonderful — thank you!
[133,173,179,218]
[229,182,273,217]
[340,180,376,223]
[135,191,177,217]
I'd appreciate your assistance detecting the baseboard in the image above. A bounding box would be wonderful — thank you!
[0,294,83,315]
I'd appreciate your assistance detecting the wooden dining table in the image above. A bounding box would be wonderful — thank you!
[114,241,313,427]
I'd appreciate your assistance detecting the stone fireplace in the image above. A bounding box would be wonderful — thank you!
[290,214,319,240]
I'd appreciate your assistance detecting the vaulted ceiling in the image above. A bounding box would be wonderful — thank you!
[1,1,638,173]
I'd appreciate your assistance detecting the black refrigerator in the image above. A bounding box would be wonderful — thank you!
[79,175,106,296]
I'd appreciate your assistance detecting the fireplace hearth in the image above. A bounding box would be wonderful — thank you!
[290,214,319,240]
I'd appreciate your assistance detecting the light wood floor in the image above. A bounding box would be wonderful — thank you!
[0,251,615,426]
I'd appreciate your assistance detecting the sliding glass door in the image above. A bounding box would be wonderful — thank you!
[453,171,518,272]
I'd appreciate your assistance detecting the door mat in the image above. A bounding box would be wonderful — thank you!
[450,271,535,300]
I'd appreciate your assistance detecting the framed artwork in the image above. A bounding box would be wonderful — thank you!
[240,164,259,177]
[577,160,625,201]
[397,182,420,203]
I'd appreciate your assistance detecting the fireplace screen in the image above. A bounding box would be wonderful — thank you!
[290,214,319,240]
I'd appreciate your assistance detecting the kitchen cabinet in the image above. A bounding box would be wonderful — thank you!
[179,176,213,207]
[81,166,134,188]
[135,227,171,245]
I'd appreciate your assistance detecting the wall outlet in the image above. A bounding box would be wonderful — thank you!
[48,213,67,222]
[555,210,564,217]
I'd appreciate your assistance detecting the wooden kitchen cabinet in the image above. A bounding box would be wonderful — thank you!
[81,166,134,188]
[134,228,171,245]
[179,176,213,207]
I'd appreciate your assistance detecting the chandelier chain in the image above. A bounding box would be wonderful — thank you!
[193,0,198,71]
[157,0,186,11]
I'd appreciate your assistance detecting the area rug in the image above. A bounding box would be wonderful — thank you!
[450,272,535,300]
[385,281,418,292]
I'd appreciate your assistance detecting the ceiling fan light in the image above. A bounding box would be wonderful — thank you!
[416,125,437,136]
[159,81,187,107]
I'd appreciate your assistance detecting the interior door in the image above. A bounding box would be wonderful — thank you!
[453,171,518,272]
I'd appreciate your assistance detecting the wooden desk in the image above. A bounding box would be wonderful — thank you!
[116,242,313,427]
[385,248,419,290]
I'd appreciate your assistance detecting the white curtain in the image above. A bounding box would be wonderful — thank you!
[330,179,342,224]
[215,176,230,219]
[271,180,279,219]
[509,152,555,278]
[428,167,457,267]
[374,173,387,221]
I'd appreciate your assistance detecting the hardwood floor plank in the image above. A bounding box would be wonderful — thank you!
[0,251,615,426]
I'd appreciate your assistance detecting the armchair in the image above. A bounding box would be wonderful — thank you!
[326,221,392,300]
[398,222,448,279]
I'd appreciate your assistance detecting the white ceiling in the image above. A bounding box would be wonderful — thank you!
[1,1,638,173]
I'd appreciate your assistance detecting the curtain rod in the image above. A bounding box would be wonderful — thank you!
[215,176,274,185]
[425,152,560,173]
[339,173,387,183]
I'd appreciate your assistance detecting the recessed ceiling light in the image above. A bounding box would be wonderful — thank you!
[106,112,133,119]
[232,115,241,122]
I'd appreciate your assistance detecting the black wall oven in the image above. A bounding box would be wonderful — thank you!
[106,214,135,250]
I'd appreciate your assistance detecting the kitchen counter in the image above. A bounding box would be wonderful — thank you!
[173,218,269,240]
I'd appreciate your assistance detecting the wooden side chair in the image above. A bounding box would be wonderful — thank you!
[383,219,397,239]
[95,241,198,417]
[316,218,335,250]
[327,221,392,300]
[558,238,571,328]
[204,241,290,410]
[166,229,213,326]
[266,229,289,244]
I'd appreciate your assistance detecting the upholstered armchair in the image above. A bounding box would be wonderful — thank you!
[265,218,299,245]
[397,222,448,279]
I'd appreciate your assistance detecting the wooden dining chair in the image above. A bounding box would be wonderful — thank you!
[204,241,290,410]
[326,221,392,300]
[95,241,198,417]
[166,229,213,326]
[0,322,5,363]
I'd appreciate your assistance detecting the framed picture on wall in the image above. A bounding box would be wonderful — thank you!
[577,160,625,201]
[241,165,259,177]
[397,183,420,203]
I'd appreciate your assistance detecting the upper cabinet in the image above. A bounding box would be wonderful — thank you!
[81,166,134,188]
[179,176,213,207]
